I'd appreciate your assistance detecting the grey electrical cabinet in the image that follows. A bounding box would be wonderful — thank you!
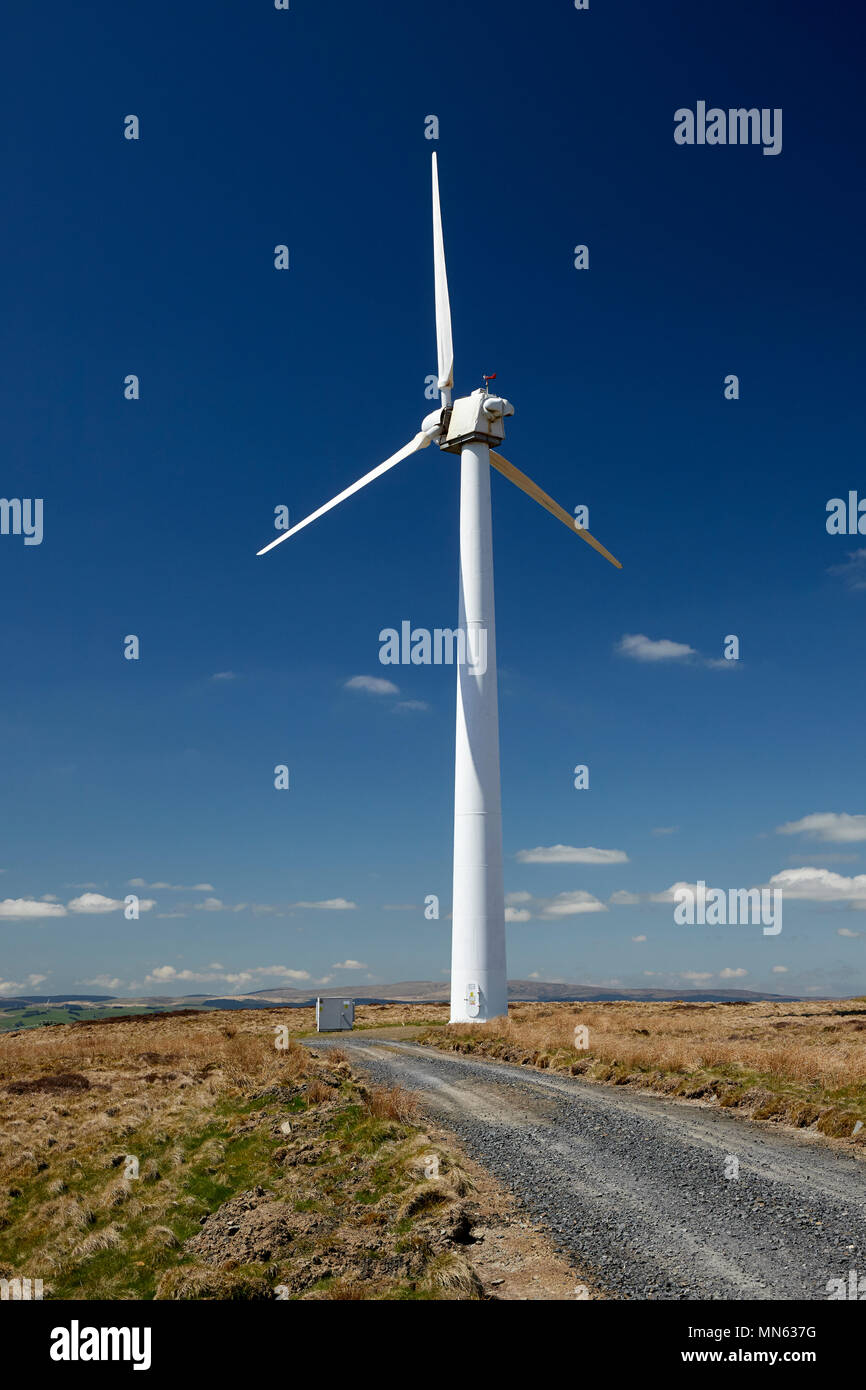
[315,997,355,1032]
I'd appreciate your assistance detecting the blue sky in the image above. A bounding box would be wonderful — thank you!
[2,0,865,1001]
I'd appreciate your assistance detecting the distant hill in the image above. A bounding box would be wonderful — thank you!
[1,981,809,1026]
[2,995,114,1006]
[235,979,803,1005]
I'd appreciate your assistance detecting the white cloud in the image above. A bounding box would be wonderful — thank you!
[516,845,628,865]
[616,637,734,671]
[540,891,607,918]
[67,894,122,914]
[649,881,698,904]
[70,895,154,917]
[146,965,235,985]
[0,973,48,996]
[838,928,862,939]
[0,898,67,919]
[344,675,399,696]
[293,899,357,911]
[776,812,866,843]
[719,967,748,979]
[255,966,312,980]
[210,671,238,681]
[332,960,367,970]
[767,867,866,903]
[130,878,215,891]
[394,700,430,712]
[680,971,713,983]
[191,895,354,915]
[610,890,641,906]
[648,869,866,911]
[828,549,866,591]
[641,869,866,912]
[652,825,679,837]
[144,963,311,988]
[504,889,607,920]
[617,633,695,663]
[771,965,788,973]
[631,934,647,942]
[67,893,155,915]
[82,975,122,990]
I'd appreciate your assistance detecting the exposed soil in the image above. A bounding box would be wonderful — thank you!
[4,1071,91,1095]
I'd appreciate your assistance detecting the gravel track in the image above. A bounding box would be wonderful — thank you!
[313,1036,866,1300]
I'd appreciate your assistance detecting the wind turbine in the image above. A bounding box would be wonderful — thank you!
[258,153,622,1024]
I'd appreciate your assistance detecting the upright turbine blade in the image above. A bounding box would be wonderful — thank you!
[489,451,623,569]
[257,432,430,555]
[432,153,454,402]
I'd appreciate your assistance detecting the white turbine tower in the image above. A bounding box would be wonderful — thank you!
[258,153,622,1024]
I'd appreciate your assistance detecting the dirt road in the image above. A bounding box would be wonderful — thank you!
[315,1036,866,1300]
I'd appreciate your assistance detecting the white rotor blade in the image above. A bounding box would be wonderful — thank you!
[489,450,623,569]
[432,152,454,395]
[257,432,430,556]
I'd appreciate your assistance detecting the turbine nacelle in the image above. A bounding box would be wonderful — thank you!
[423,387,516,454]
[444,387,514,452]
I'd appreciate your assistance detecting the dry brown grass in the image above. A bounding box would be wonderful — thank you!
[420,999,866,1142]
[304,1077,337,1105]
[0,1012,318,1295]
[363,1084,420,1124]
[0,1008,483,1300]
[421,1251,485,1299]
